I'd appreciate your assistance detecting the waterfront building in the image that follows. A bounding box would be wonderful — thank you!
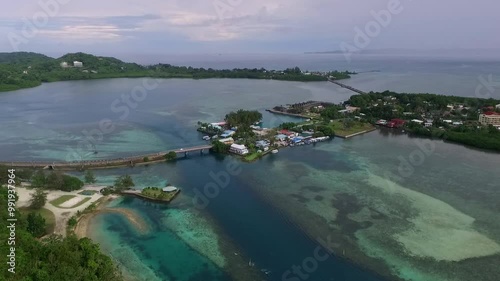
[479,112,500,126]
[229,144,249,155]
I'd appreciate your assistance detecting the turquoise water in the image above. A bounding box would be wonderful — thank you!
[1,55,500,280]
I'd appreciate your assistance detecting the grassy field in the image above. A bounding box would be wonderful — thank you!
[69,197,91,208]
[244,152,262,162]
[49,195,76,207]
[20,207,56,235]
[330,120,375,138]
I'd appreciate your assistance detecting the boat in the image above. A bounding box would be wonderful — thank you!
[202,136,211,141]
[271,149,279,154]
[248,259,255,267]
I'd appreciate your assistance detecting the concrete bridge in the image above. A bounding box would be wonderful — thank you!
[0,144,213,171]
[328,79,367,95]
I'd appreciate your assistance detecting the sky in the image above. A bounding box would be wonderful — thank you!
[0,0,499,59]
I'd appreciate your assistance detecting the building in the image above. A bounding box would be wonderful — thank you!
[220,130,236,138]
[162,186,179,192]
[275,134,288,141]
[73,61,83,67]
[255,140,269,149]
[496,104,500,110]
[479,112,500,126]
[218,137,234,145]
[387,119,406,128]
[229,144,249,155]
[60,62,69,68]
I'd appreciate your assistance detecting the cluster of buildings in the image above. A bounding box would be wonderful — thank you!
[275,129,330,146]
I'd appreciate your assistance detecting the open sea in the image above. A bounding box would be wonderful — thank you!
[1,52,499,281]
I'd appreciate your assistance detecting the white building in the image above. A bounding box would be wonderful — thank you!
[60,62,69,68]
[229,144,249,155]
[73,61,83,67]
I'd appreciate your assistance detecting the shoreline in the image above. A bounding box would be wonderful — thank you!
[0,75,336,94]
[74,196,150,239]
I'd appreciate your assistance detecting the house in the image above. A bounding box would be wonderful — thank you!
[411,119,424,124]
[60,62,69,68]
[346,106,360,113]
[275,134,288,141]
[73,61,83,67]
[424,122,433,127]
[278,130,297,138]
[479,112,500,126]
[229,144,249,155]
[255,140,269,149]
[496,104,500,110]
[218,137,234,145]
[387,119,405,128]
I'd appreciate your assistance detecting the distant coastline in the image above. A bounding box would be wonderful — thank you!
[0,52,355,92]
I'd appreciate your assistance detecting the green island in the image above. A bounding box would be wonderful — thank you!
[138,186,180,202]
[0,52,355,92]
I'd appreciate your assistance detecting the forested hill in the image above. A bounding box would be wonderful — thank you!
[0,52,352,92]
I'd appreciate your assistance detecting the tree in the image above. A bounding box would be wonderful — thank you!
[46,171,64,190]
[26,212,46,237]
[31,170,46,188]
[30,189,47,209]
[68,216,78,228]
[84,170,97,184]
[164,151,177,161]
[114,175,135,189]
[210,141,230,153]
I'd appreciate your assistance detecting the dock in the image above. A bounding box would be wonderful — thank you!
[0,144,213,170]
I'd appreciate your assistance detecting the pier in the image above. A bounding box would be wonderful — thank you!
[328,79,367,95]
[0,144,213,171]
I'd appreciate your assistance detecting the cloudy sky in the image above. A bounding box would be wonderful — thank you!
[1,0,499,58]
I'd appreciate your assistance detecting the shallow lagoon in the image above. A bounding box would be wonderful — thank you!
[1,67,500,280]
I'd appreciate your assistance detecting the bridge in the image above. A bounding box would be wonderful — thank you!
[328,79,367,95]
[0,144,213,171]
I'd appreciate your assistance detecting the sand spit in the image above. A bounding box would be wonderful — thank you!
[75,197,150,238]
